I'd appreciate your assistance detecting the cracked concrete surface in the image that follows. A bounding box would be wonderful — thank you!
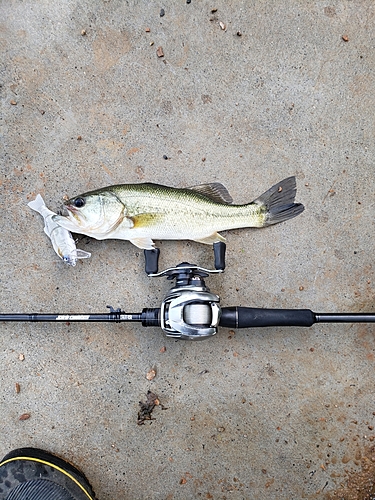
[1,1,375,498]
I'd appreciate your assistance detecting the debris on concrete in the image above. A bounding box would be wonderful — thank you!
[137,391,164,425]
[19,413,30,421]
[146,368,156,380]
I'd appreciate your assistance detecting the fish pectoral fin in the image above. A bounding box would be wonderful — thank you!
[188,183,233,204]
[129,237,156,250]
[193,232,226,245]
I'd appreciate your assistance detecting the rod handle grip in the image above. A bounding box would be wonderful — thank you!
[220,307,316,328]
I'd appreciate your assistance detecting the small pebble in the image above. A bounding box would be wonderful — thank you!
[342,35,349,42]
[299,286,304,291]
[163,154,168,160]
[186,0,191,3]
[146,369,156,381]
[219,21,226,30]
[10,100,17,105]
[19,413,30,421]
[15,383,20,393]
[19,353,25,361]
[77,135,82,141]
[81,29,86,36]
[160,8,165,17]
[145,27,151,32]
[237,31,242,36]
[156,46,164,57]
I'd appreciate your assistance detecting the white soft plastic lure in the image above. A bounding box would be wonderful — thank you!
[28,194,91,266]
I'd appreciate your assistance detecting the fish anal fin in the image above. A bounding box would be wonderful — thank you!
[188,183,233,204]
[129,237,155,250]
[193,232,226,245]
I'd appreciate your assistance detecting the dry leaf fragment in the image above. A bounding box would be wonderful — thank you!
[137,391,161,424]
[19,413,30,420]
[15,383,20,393]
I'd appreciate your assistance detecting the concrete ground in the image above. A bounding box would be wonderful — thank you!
[1,1,375,498]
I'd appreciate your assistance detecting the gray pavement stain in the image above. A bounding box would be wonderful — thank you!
[1,1,375,498]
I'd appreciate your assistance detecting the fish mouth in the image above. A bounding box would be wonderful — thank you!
[64,204,85,224]
[64,204,78,215]
[59,205,71,216]
[61,203,125,234]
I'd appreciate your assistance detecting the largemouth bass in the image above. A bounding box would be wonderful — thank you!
[28,194,91,266]
[53,176,304,250]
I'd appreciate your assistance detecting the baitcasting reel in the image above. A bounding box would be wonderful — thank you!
[1,242,375,340]
[148,263,222,340]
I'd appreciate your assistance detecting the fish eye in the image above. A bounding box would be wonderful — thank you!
[73,197,85,208]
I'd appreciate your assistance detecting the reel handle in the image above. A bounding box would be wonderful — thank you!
[144,242,226,275]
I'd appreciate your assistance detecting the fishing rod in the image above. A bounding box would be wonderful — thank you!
[1,243,374,340]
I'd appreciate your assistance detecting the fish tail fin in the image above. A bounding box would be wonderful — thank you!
[27,194,46,215]
[252,176,304,226]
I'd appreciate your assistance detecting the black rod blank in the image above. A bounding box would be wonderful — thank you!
[0,313,142,322]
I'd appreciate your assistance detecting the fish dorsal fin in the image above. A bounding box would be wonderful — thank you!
[188,183,233,204]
